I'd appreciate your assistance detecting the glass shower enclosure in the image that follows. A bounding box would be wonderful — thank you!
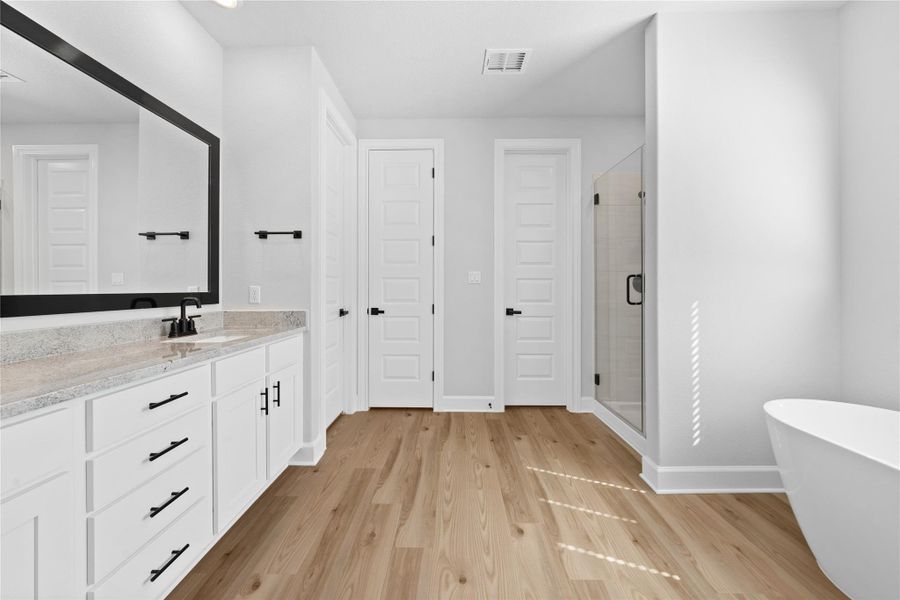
[593,147,644,432]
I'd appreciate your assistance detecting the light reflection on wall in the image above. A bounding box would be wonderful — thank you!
[690,300,702,447]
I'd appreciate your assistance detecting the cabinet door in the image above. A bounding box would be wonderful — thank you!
[1,473,78,600]
[213,378,267,532]
[267,364,301,478]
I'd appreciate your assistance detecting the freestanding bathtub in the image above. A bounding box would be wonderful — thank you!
[764,399,899,600]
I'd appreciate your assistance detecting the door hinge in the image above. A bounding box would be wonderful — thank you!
[431,371,435,382]
[594,373,600,386]
[593,193,599,206]
[431,167,435,178]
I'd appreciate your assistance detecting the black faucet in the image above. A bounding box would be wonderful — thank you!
[162,297,202,338]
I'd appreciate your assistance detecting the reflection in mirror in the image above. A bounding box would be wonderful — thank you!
[0,27,208,295]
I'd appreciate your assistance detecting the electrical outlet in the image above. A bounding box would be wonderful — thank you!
[249,285,261,304]
[111,272,124,286]
[467,271,482,284]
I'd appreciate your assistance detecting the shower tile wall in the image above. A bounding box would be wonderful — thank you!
[594,152,643,432]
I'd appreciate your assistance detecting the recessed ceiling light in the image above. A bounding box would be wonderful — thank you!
[212,0,240,8]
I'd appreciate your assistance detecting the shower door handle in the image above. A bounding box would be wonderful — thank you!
[626,274,643,306]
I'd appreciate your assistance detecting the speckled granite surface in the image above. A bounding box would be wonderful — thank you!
[0,311,307,420]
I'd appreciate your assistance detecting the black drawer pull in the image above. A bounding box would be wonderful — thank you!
[149,543,189,582]
[273,381,281,407]
[148,391,188,410]
[149,487,189,518]
[148,437,188,462]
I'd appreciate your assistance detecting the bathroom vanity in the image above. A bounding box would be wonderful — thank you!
[0,317,305,599]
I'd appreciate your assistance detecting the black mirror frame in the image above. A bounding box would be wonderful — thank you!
[0,1,220,317]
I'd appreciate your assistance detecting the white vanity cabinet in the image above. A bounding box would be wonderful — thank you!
[0,330,304,600]
[1,406,83,600]
[211,336,303,532]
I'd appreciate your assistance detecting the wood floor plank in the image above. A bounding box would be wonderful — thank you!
[169,407,846,600]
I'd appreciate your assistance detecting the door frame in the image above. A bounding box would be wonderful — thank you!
[313,90,357,442]
[12,144,99,294]
[357,139,445,411]
[493,139,582,412]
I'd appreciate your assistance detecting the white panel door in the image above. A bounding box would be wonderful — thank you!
[213,379,267,532]
[503,153,567,405]
[37,158,96,294]
[324,124,350,426]
[267,364,301,478]
[1,473,78,600]
[368,149,434,408]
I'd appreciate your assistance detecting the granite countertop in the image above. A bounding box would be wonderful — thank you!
[0,325,305,420]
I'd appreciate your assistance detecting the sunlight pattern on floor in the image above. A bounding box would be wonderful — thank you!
[525,466,647,494]
[539,498,638,524]
[557,543,682,581]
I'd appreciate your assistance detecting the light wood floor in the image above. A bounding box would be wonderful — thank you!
[169,408,846,600]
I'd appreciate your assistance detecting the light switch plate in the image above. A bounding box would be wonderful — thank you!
[249,285,261,304]
[467,271,482,284]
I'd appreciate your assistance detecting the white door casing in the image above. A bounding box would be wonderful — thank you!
[12,145,99,294]
[366,149,435,408]
[494,139,581,410]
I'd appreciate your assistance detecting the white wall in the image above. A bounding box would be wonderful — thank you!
[222,45,356,458]
[1,0,223,330]
[645,10,841,486]
[838,1,900,411]
[357,117,644,400]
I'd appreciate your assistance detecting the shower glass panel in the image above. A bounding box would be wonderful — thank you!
[594,147,644,433]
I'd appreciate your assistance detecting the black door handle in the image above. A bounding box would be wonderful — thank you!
[626,274,643,306]
[148,391,188,410]
[338,308,349,317]
[149,544,190,582]
[505,308,522,316]
[369,307,385,315]
[149,487,189,518]
[148,438,188,462]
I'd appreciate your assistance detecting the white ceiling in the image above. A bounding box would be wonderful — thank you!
[182,0,841,120]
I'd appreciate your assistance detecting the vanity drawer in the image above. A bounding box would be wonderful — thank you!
[267,335,301,372]
[89,447,210,584]
[90,496,211,600]
[88,365,210,452]
[212,346,265,395]
[1,407,74,496]
[88,406,209,511]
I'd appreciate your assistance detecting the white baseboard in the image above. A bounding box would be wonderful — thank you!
[435,395,501,412]
[588,398,647,456]
[290,434,326,466]
[573,395,594,413]
[640,457,784,494]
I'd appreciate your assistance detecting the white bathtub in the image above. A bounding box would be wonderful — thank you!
[764,399,899,600]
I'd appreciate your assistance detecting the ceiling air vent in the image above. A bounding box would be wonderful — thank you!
[482,49,531,75]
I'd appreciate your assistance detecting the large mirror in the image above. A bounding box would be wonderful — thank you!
[0,2,219,316]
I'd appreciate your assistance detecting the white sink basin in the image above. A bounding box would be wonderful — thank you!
[162,334,247,344]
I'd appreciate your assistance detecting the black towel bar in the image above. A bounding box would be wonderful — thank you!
[254,230,302,239]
